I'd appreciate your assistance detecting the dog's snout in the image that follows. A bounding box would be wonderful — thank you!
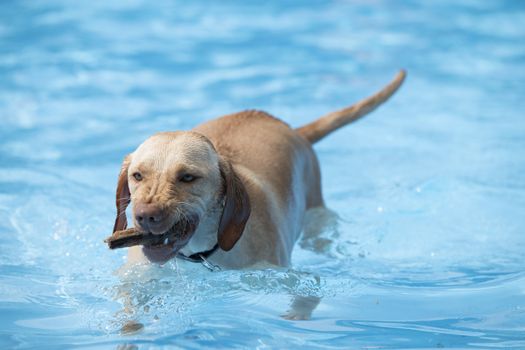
[134,203,169,234]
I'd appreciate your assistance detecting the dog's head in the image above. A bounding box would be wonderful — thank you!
[112,131,250,257]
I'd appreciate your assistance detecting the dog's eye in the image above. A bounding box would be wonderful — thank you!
[180,174,196,183]
[133,172,143,181]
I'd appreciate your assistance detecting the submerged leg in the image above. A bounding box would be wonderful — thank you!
[282,295,321,320]
[300,206,340,253]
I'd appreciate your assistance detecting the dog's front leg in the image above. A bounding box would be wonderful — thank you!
[282,295,321,320]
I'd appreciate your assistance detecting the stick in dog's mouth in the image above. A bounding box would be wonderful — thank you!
[104,217,199,250]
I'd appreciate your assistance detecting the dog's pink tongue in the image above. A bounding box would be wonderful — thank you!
[141,245,177,264]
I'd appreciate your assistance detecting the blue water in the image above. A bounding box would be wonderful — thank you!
[1,0,524,348]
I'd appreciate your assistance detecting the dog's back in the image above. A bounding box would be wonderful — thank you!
[191,70,406,267]
[193,111,323,267]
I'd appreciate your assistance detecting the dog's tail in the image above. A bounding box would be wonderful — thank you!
[296,70,406,144]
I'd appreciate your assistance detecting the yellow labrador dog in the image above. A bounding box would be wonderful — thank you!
[113,70,405,269]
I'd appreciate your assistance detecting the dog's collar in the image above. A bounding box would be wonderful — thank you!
[176,243,221,271]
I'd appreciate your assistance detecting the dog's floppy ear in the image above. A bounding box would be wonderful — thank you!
[113,154,132,233]
[217,158,251,251]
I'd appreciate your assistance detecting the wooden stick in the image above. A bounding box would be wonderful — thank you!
[104,228,171,249]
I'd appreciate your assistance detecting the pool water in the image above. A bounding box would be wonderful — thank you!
[1,0,524,348]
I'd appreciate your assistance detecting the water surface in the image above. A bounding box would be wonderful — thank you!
[1,0,524,349]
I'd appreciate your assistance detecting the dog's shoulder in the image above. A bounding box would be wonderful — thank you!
[197,110,289,132]
[231,109,290,127]
[202,109,290,130]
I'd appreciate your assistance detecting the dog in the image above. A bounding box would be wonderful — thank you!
[112,70,405,269]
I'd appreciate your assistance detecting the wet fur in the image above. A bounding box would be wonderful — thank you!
[113,70,406,269]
